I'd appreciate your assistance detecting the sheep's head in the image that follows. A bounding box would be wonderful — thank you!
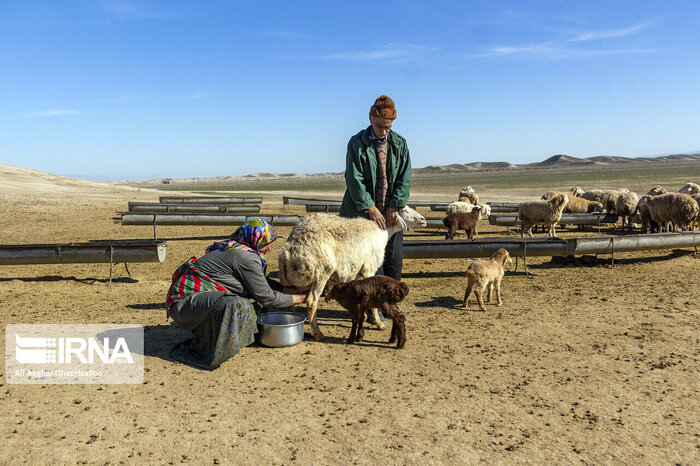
[679,182,700,195]
[541,191,560,201]
[647,185,667,196]
[589,201,604,213]
[552,193,569,211]
[398,206,427,230]
[570,186,584,197]
[466,186,475,193]
[491,248,512,265]
[322,278,341,301]
[479,204,491,217]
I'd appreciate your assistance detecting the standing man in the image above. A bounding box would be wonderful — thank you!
[339,95,412,322]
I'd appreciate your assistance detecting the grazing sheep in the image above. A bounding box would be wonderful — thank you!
[615,191,640,233]
[517,193,569,237]
[542,190,603,213]
[278,206,427,341]
[322,276,408,348]
[464,248,512,311]
[635,195,660,233]
[458,186,479,205]
[445,201,491,219]
[647,193,700,232]
[443,206,481,240]
[647,185,667,196]
[581,189,627,213]
[679,182,700,196]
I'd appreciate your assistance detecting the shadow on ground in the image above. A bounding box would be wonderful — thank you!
[0,275,138,284]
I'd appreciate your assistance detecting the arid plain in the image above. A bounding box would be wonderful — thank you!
[1,162,699,464]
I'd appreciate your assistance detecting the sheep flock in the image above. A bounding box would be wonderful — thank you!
[276,182,698,349]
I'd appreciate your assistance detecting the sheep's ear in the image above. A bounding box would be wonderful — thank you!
[397,215,408,230]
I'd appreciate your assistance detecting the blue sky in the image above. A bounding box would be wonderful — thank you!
[1,1,699,180]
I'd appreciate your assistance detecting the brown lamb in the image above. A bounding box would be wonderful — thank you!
[443,206,481,240]
[322,276,409,349]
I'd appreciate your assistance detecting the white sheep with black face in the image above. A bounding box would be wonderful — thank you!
[278,206,427,341]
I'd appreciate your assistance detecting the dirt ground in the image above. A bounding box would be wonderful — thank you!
[1,166,699,464]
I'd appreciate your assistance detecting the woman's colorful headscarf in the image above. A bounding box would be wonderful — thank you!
[205,218,279,271]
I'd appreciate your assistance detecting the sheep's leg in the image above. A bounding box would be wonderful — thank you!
[464,281,475,307]
[495,277,503,306]
[306,285,325,341]
[475,288,487,311]
[389,319,398,344]
[355,307,365,342]
[368,308,385,330]
[383,304,399,344]
[382,303,405,349]
[347,312,358,344]
[487,282,493,302]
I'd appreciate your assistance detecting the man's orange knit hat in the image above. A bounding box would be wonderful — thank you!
[369,95,396,120]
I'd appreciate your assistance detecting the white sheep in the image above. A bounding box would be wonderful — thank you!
[615,191,639,233]
[445,201,491,218]
[679,182,700,196]
[517,193,569,237]
[647,193,699,232]
[581,188,627,213]
[278,207,427,341]
[542,189,603,213]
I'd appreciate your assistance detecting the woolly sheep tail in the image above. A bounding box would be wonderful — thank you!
[278,247,314,287]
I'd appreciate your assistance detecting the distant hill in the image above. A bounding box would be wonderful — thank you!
[412,152,700,174]
[118,151,700,184]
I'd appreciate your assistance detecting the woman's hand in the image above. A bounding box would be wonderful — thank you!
[368,205,386,230]
[290,293,307,305]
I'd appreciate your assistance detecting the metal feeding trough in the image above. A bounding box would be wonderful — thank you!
[128,202,260,214]
[159,196,262,204]
[488,213,619,226]
[0,240,167,285]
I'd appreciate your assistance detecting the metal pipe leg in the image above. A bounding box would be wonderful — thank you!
[109,246,114,286]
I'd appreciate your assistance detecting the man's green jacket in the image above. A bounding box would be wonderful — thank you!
[339,126,412,219]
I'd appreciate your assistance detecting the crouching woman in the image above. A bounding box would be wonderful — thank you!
[166,219,307,369]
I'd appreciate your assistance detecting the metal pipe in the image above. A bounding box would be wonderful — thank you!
[283,196,341,206]
[129,203,260,213]
[403,238,568,259]
[306,204,340,212]
[567,231,700,255]
[487,202,521,213]
[432,202,521,212]
[425,218,446,229]
[306,203,424,212]
[120,213,301,226]
[0,241,166,265]
[489,213,619,226]
[403,231,700,260]
[284,196,448,208]
[159,196,262,204]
